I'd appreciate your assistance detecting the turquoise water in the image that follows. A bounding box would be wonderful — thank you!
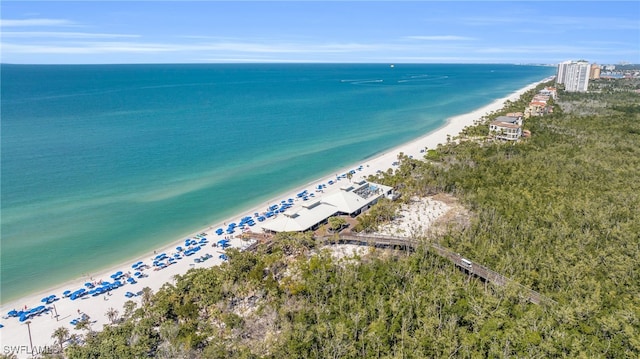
[0,64,555,302]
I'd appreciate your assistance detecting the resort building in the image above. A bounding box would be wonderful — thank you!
[524,87,556,119]
[556,60,590,92]
[489,115,522,141]
[261,180,394,233]
[525,101,549,117]
[590,64,601,80]
[538,87,557,100]
[556,60,572,85]
[494,86,556,139]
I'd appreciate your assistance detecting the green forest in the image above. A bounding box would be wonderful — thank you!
[28,79,640,358]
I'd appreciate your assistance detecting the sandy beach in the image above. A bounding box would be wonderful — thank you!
[0,78,550,356]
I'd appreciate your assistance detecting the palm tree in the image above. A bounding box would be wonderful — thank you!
[52,326,69,352]
[105,307,119,324]
[74,316,93,338]
[141,287,154,317]
[122,300,138,320]
[141,287,153,307]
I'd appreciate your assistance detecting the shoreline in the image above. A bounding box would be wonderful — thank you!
[0,77,550,352]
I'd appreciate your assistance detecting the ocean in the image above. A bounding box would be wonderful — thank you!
[0,63,555,302]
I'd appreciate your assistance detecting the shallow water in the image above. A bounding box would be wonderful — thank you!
[0,63,555,302]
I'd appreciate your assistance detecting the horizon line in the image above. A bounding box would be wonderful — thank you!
[1,61,558,66]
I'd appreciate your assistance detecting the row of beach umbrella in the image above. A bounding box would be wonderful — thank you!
[7,305,49,322]
[3,165,370,327]
[41,294,59,305]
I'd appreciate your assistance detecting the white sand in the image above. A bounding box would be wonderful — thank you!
[0,78,550,356]
[327,244,371,261]
[375,196,450,238]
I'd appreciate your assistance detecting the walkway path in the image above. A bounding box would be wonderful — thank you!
[333,233,556,305]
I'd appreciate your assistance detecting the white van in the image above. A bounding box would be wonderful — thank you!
[461,258,472,268]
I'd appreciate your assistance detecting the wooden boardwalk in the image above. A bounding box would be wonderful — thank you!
[241,231,555,305]
[334,233,556,306]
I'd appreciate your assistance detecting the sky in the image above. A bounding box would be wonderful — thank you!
[1,1,638,64]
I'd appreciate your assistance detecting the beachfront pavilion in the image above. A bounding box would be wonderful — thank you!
[261,180,394,233]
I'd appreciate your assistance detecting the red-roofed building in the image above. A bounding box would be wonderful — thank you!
[526,101,549,118]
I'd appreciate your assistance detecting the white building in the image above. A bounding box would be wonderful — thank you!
[261,180,394,233]
[556,60,572,85]
[489,115,522,141]
[556,60,590,92]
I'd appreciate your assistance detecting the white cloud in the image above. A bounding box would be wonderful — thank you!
[461,15,639,31]
[2,32,140,39]
[1,42,178,54]
[0,18,76,27]
[543,16,639,31]
[1,40,390,55]
[388,55,476,62]
[405,35,475,41]
[476,45,636,57]
[195,57,325,63]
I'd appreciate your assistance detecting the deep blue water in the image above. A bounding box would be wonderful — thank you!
[0,63,555,302]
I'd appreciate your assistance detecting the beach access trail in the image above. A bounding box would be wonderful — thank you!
[0,78,549,357]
